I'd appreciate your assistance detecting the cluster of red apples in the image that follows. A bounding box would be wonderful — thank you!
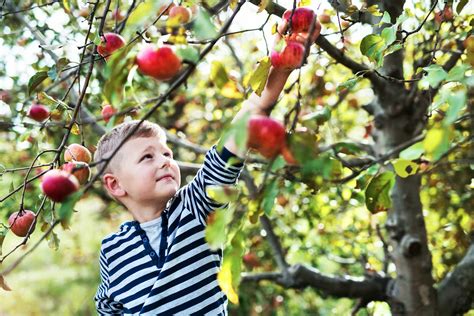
[270,7,321,70]
[8,144,92,237]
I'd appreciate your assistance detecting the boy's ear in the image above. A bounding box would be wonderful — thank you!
[103,173,126,198]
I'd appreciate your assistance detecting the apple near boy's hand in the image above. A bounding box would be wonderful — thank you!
[136,45,182,81]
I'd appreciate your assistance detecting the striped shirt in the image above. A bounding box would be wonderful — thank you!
[94,145,244,315]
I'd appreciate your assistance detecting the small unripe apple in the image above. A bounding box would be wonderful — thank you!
[283,7,316,33]
[28,104,50,122]
[64,143,92,163]
[158,2,176,16]
[41,169,79,202]
[111,8,124,21]
[434,6,453,24]
[169,6,191,23]
[97,33,126,59]
[319,13,331,24]
[136,45,182,81]
[247,115,286,159]
[8,210,36,237]
[270,41,305,70]
[341,20,350,28]
[101,104,116,123]
[62,161,90,184]
[0,90,11,103]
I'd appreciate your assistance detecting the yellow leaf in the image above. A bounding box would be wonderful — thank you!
[71,123,80,135]
[271,23,278,35]
[229,0,237,9]
[247,57,271,96]
[367,4,382,16]
[221,81,243,99]
[63,0,71,13]
[392,159,419,178]
[210,61,229,89]
[217,261,239,304]
[298,0,311,7]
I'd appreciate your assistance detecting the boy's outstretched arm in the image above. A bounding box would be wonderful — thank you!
[223,17,320,159]
[223,67,292,158]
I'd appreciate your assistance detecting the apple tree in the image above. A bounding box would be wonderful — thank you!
[0,0,472,315]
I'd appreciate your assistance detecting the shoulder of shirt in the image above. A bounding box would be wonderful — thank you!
[100,220,136,247]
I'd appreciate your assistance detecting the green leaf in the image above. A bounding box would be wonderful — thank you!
[395,12,408,26]
[333,142,365,155]
[300,106,331,128]
[57,191,82,226]
[422,64,447,88]
[262,179,278,215]
[365,171,395,213]
[360,34,386,63]
[384,43,403,57]
[176,47,200,63]
[46,231,60,250]
[392,159,419,178]
[287,130,319,164]
[379,11,391,25]
[210,61,229,89]
[399,141,424,160]
[337,76,362,92]
[0,223,8,257]
[381,26,396,46]
[205,209,228,249]
[444,89,467,125]
[446,64,469,82]
[206,184,240,204]
[217,112,250,154]
[247,57,271,96]
[192,10,218,40]
[456,0,469,14]
[271,156,286,172]
[104,45,134,105]
[28,71,48,95]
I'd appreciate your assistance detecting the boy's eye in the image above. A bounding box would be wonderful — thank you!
[140,154,153,161]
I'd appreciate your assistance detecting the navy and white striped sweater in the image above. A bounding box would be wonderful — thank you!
[94,145,244,315]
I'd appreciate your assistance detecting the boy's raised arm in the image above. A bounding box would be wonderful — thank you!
[223,17,320,159]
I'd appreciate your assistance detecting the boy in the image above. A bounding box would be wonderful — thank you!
[93,19,318,315]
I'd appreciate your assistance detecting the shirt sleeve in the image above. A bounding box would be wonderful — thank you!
[94,247,123,315]
[180,144,244,226]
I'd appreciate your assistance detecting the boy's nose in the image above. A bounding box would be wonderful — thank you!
[158,155,171,168]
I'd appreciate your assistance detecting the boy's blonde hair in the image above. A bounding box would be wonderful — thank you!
[94,120,167,174]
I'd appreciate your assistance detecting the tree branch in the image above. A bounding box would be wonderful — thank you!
[242,263,391,301]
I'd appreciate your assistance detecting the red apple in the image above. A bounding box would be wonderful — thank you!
[28,104,50,122]
[64,143,92,163]
[169,6,191,23]
[101,104,116,123]
[136,45,182,81]
[270,41,305,70]
[41,169,79,202]
[8,210,36,237]
[283,7,316,33]
[97,33,126,59]
[62,161,90,184]
[243,252,261,268]
[247,115,286,159]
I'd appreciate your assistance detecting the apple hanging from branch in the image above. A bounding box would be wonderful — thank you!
[8,210,36,237]
[64,143,92,163]
[41,170,79,202]
[136,45,182,81]
[27,104,50,122]
[97,33,126,59]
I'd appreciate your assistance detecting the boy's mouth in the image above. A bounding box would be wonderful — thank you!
[157,174,173,182]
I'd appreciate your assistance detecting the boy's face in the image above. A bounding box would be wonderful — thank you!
[106,136,181,209]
